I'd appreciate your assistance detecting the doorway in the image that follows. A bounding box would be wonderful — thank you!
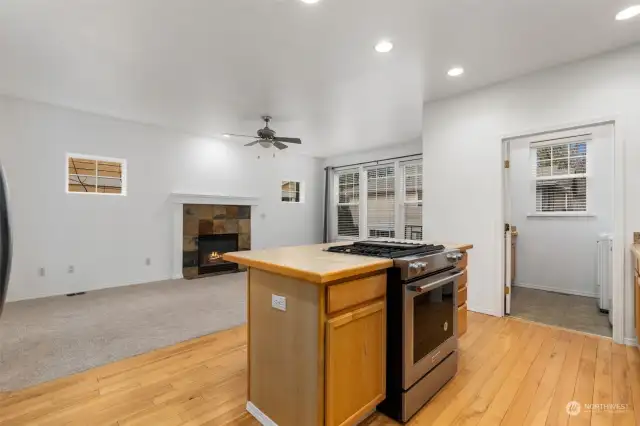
[503,124,614,337]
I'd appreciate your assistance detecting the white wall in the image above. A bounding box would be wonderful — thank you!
[323,138,422,168]
[509,125,614,297]
[0,96,324,301]
[423,43,640,340]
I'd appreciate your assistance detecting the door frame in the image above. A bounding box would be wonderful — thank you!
[500,117,624,344]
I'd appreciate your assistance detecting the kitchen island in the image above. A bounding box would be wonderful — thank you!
[223,241,472,426]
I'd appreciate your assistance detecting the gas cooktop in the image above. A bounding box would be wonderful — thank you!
[326,240,445,259]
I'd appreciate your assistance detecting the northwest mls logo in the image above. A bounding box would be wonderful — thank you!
[566,401,581,416]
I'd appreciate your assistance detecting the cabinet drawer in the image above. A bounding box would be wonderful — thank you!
[458,270,468,290]
[457,252,468,270]
[327,273,386,315]
[458,303,468,336]
[457,285,467,307]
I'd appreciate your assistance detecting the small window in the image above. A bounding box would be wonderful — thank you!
[533,141,587,212]
[281,181,303,203]
[67,154,126,195]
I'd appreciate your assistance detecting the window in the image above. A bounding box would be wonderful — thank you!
[534,140,587,212]
[332,157,423,241]
[366,165,395,238]
[402,162,423,240]
[281,181,303,203]
[67,154,126,195]
[336,169,360,238]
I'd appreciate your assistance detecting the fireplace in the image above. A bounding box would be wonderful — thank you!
[197,234,239,275]
[182,204,250,279]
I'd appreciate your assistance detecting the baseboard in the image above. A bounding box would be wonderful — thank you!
[246,401,278,426]
[171,274,184,280]
[514,282,597,298]
[624,337,638,347]
[468,306,502,317]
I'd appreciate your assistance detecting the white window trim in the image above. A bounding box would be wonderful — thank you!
[331,157,423,242]
[529,138,591,217]
[281,180,305,203]
[334,169,361,240]
[66,153,127,196]
[526,212,596,218]
[400,159,423,240]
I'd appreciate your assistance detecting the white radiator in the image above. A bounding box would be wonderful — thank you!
[596,233,613,316]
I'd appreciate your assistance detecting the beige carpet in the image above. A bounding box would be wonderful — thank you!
[0,273,246,391]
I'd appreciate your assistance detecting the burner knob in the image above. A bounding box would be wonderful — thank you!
[409,263,421,274]
[446,253,463,262]
[416,262,427,271]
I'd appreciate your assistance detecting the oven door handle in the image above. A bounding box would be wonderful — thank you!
[406,270,464,293]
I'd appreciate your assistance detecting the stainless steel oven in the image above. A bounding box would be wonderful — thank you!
[325,240,465,423]
[403,268,462,388]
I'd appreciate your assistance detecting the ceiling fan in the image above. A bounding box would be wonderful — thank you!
[224,116,302,150]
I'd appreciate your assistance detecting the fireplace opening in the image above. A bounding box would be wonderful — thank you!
[198,234,239,275]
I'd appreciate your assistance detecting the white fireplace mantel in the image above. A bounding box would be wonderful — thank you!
[169,192,260,206]
[170,192,260,279]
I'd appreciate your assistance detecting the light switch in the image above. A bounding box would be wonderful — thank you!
[272,294,286,312]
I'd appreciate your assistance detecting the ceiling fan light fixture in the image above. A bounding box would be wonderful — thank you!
[616,5,640,20]
[374,40,393,53]
[447,67,465,77]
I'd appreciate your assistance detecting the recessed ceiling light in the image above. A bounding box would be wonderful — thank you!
[300,0,320,4]
[375,41,393,53]
[223,134,230,138]
[616,5,640,20]
[447,67,465,77]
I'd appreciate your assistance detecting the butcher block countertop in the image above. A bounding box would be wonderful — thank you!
[223,241,473,285]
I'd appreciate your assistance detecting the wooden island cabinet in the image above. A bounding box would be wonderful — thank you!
[224,241,472,426]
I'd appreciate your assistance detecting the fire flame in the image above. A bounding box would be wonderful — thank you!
[208,251,222,262]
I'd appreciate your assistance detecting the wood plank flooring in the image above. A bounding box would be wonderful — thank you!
[0,313,636,426]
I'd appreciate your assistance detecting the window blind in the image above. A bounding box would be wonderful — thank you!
[336,170,360,238]
[366,165,395,238]
[403,163,423,240]
[533,140,587,212]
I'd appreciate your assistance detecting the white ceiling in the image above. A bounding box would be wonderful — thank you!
[1,0,639,157]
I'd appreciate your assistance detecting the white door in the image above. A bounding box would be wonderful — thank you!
[503,142,512,315]
[505,225,512,315]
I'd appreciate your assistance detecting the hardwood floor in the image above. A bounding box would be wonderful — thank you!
[0,313,637,425]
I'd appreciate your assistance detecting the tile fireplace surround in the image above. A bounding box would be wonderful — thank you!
[182,204,251,278]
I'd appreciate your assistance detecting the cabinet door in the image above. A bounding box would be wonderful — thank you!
[635,273,640,339]
[326,300,386,426]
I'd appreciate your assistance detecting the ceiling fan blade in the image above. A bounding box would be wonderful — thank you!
[273,141,289,150]
[226,133,257,139]
[273,137,302,144]
[244,140,261,146]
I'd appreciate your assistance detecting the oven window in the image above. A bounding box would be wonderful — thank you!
[413,281,455,363]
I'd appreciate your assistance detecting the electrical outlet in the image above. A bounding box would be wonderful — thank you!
[68,265,74,274]
[38,267,45,277]
[146,258,151,266]
[271,294,286,312]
